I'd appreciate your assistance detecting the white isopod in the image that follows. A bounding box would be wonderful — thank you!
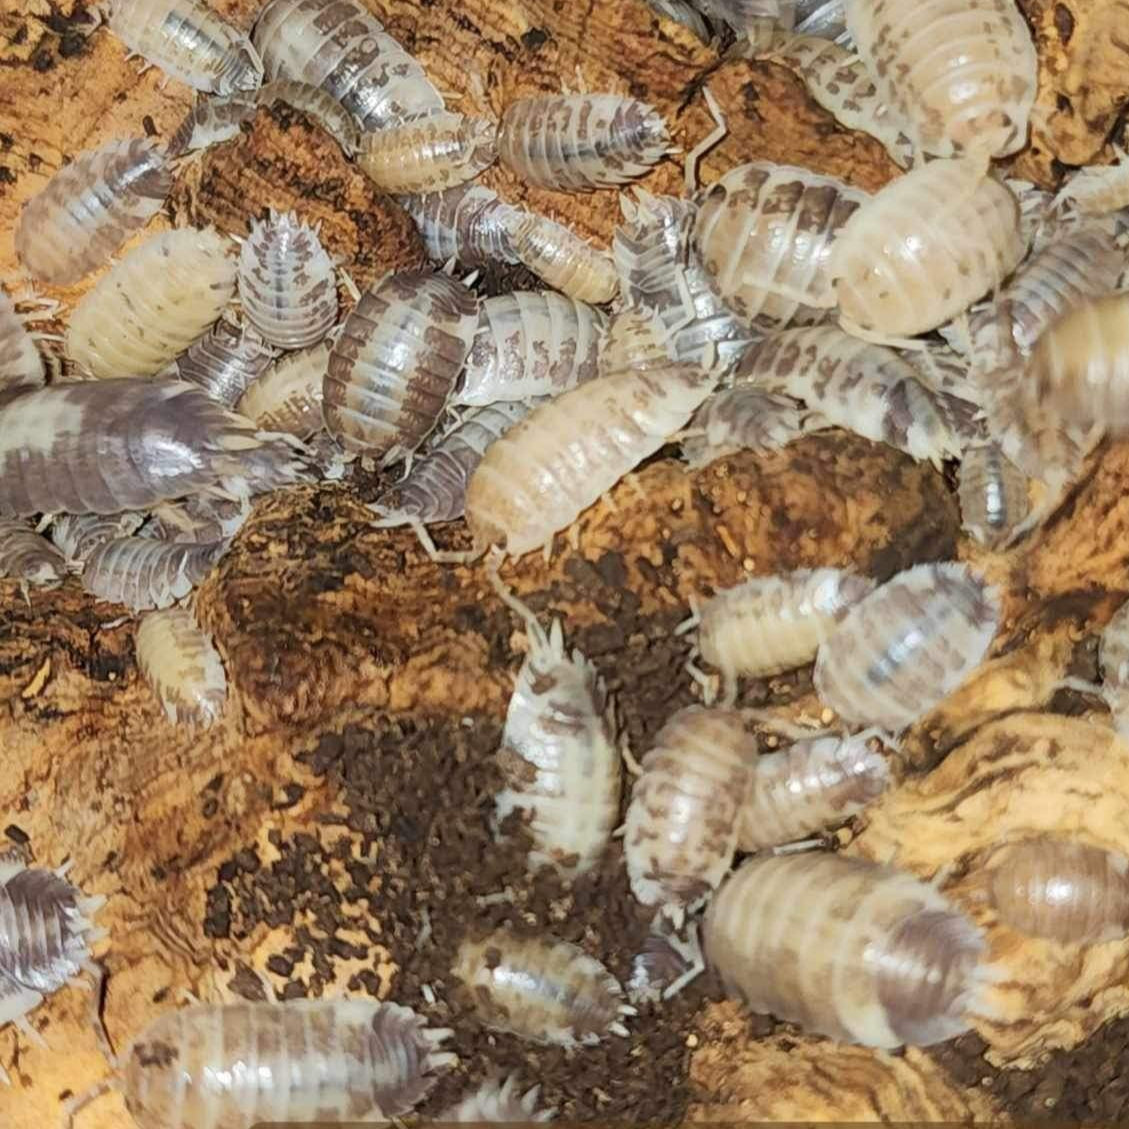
[358,112,498,194]
[50,512,147,564]
[1054,148,1129,217]
[235,343,329,437]
[507,212,620,304]
[81,537,228,611]
[176,320,276,409]
[135,607,228,727]
[398,183,522,268]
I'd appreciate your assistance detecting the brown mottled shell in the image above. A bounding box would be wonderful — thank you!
[81,537,227,611]
[136,607,228,728]
[14,138,173,286]
[813,561,1000,731]
[693,162,868,331]
[358,112,497,194]
[498,94,671,192]
[435,1075,554,1122]
[176,320,275,409]
[957,441,1030,548]
[624,706,754,921]
[399,183,522,267]
[236,343,329,437]
[166,93,258,157]
[452,931,631,1046]
[257,79,361,156]
[681,387,809,467]
[0,291,45,392]
[122,1000,454,1125]
[704,853,986,1046]
[507,213,620,304]
[0,521,67,588]
[324,271,477,461]
[50,512,147,563]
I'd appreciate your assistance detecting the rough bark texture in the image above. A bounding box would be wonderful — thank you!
[3,0,1129,1125]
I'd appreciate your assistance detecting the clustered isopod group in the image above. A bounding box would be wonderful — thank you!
[6,0,1129,1120]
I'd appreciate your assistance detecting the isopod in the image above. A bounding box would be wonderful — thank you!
[812,561,1000,732]
[623,705,754,922]
[844,0,1037,159]
[1099,598,1129,736]
[166,93,258,157]
[0,521,68,589]
[107,0,263,95]
[493,614,621,876]
[50,513,147,564]
[704,852,987,1046]
[398,183,522,267]
[455,291,606,407]
[66,228,237,379]
[736,728,890,850]
[436,1075,554,1122]
[828,157,1025,337]
[984,837,1129,944]
[598,309,679,377]
[693,162,869,331]
[135,607,227,727]
[794,0,849,42]
[463,359,717,558]
[81,537,227,611]
[452,930,633,1046]
[680,387,811,467]
[957,441,1031,548]
[235,342,329,437]
[507,212,620,304]
[644,0,712,40]
[237,210,338,350]
[358,112,497,194]
[0,290,45,392]
[497,94,671,192]
[257,79,361,156]
[14,138,173,286]
[145,495,251,544]
[176,319,275,409]
[251,0,445,131]
[323,271,477,460]
[1054,148,1129,217]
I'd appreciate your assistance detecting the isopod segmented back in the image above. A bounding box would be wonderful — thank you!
[176,319,276,409]
[236,343,329,437]
[957,441,1030,548]
[136,607,228,728]
[507,212,620,304]
[50,512,147,564]
[0,521,68,588]
[358,112,497,194]
[681,387,810,467]
[81,537,228,612]
[398,183,522,267]
[0,290,45,393]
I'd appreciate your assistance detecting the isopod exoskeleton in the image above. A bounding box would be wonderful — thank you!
[813,561,1000,732]
[14,138,173,286]
[623,705,754,923]
[497,94,672,192]
[50,512,147,564]
[844,0,1037,159]
[257,79,361,156]
[251,0,445,130]
[507,213,620,304]
[452,931,633,1046]
[1099,599,1129,736]
[135,607,228,727]
[145,494,251,544]
[1054,148,1129,217]
[984,837,1129,945]
[166,93,258,157]
[81,537,228,612]
[680,387,810,468]
[235,342,329,437]
[238,210,338,350]
[463,360,717,558]
[436,1074,555,1122]
[398,183,522,267]
[358,113,497,194]
[693,161,869,331]
[737,729,890,850]
[0,290,45,393]
[494,616,621,876]
[454,291,606,407]
[323,271,477,461]
[829,158,1025,337]
[108,0,263,94]
[65,228,237,379]
[0,521,68,589]
[176,319,275,409]
[704,852,987,1046]
[957,441,1031,548]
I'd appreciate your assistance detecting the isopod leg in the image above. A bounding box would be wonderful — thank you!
[685,657,720,705]
[61,1078,118,1129]
[485,555,551,653]
[685,86,727,195]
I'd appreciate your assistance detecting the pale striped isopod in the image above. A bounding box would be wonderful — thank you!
[50,512,147,564]
[238,211,338,350]
[693,162,869,331]
[464,360,717,557]
[358,112,497,194]
[453,931,632,1046]
[737,326,963,465]
[0,291,45,392]
[494,616,620,876]
[14,138,173,286]
[455,291,606,407]
[66,228,237,379]
[737,729,890,850]
[0,521,67,588]
[957,441,1030,548]
[828,157,1025,336]
[844,0,1037,159]
[436,1075,554,1122]
[398,183,521,267]
[324,271,477,460]
[1099,599,1129,737]
[257,79,361,156]
[251,0,445,130]
[813,561,1000,731]
[1054,148,1129,217]
[497,94,671,192]
[624,706,754,921]
[507,213,620,304]
[984,837,1129,944]
[136,607,227,727]
[82,537,227,611]
[598,309,676,377]
[108,0,263,94]
[166,93,258,157]
[704,852,987,1046]
[235,343,329,437]
[176,320,275,408]
[681,387,810,467]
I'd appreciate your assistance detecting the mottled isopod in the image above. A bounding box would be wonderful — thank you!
[235,342,329,437]
[135,607,227,727]
[176,319,275,409]
[257,79,361,155]
[507,213,620,304]
[813,561,1000,731]
[704,852,987,1046]
[398,183,522,267]
[14,138,173,286]
[0,290,45,392]
[0,521,68,589]
[50,512,147,564]
[436,1075,554,1122]
[166,93,258,157]
[146,495,251,544]
[957,441,1031,548]
[358,112,497,194]
[453,931,633,1046]
[82,537,227,611]
[681,387,810,467]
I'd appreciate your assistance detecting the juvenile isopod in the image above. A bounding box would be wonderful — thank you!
[704,852,988,1046]
[828,158,1025,337]
[235,342,329,437]
[176,320,275,409]
[983,837,1129,944]
[358,112,497,194]
[50,513,147,564]
[436,1075,555,1122]
[66,228,237,379]
[957,441,1031,548]
[497,94,672,192]
[693,162,869,331]
[135,607,227,727]
[623,705,754,923]
[237,210,338,350]
[1054,148,1129,217]
[166,93,258,157]
[323,271,477,460]
[454,291,606,407]
[398,183,522,268]
[813,561,1000,732]
[81,537,227,611]
[463,360,717,558]
[14,138,173,286]
[252,0,445,130]
[452,930,633,1046]
[0,290,45,392]
[507,213,620,304]
[107,0,263,95]
[844,0,1037,159]
[680,387,810,467]
[257,79,361,156]
[0,521,68,590]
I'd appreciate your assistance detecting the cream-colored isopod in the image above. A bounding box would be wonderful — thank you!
[135,607,228,728]
[828,158,1025,337]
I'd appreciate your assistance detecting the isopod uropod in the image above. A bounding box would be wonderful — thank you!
[357,112,498,194]
[176,320,276,410]
[135,607,228,728]
[81,537,228,612]
[0,521,68,589]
